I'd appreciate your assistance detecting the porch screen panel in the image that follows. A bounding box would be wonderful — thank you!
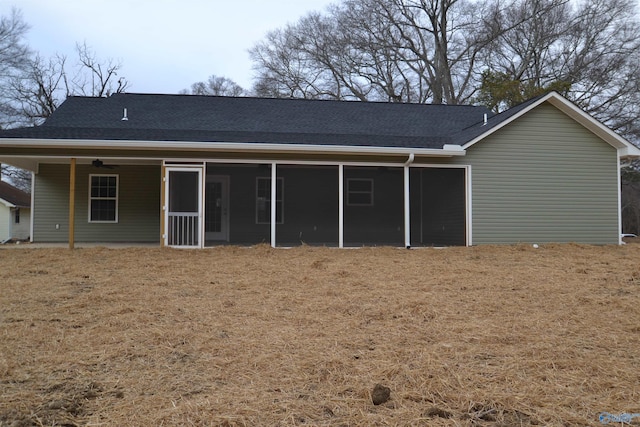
[275,166,339,246]
[168,171,200,246]
[343,166,403,246]
[414,168,466,246]
[205,181,222,233]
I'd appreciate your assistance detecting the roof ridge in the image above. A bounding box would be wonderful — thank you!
[109,92,487,108]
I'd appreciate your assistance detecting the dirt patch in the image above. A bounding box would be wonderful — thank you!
[1,244,639,425]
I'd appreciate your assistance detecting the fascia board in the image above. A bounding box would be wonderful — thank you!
[0,157,40,172]
[0,197,15,208]
[0,138,467,157]
[462,92,639,155]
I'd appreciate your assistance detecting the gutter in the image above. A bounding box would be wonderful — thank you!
[404,153,415,166]
[0,138,468,158]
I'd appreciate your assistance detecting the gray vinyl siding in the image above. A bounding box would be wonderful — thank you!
[33,164,160,242]
[32,164,71,241]
[455,102,619,244]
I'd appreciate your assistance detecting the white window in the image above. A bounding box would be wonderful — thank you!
[89,174,118,222]
[256,177,283,224]
[347,178,373,206]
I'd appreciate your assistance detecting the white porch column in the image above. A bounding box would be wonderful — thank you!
[338,164,344,248]
[271,162,277,248]
[404,165,411,248]
[29,171,35,243]
[404,154,414,249]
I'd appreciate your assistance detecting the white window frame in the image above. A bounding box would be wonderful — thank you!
[347,178,374,206]
[88,174,119,223]
[256,177,284,224]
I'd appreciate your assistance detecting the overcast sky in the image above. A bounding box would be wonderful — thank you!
[0,0,336,94]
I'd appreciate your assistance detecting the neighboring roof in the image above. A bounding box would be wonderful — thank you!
[0,93,493,150]
[0,180,30,208]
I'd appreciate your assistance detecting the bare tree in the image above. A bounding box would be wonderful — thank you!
[8,53,68,125]
[250,5,414,101]
[250,0,507,104]
[7,43,129,127]
[181,75,246,96]
[0,9,32,186]
[1,26,128,187]
[0,8,31,129]
[251,20,334,99]
[73,42,129,97]
[0,164,31,191]
[479,0,640,139]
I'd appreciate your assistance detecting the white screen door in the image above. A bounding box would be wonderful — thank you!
[205,175,229,242]
[165,167,203,248]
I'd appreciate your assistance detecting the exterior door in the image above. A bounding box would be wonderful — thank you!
[205,175,229,242]
[165,167,203,248]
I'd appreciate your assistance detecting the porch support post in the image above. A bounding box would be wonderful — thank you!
[271,162,277,248]
[338,164,344,248]
[404,154,414,249]
[69,158,76,249]
[29,171,35,243]
[160,164,166,247]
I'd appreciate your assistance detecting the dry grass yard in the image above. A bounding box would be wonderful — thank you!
[1,244,640,426]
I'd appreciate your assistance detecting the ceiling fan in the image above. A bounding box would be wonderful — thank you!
[91,159,118,169]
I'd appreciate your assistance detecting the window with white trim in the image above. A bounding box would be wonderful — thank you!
[347,178,373,206]
[89,174,118,222]
[256,177,283,224]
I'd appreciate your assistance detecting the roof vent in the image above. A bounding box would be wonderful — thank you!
[121,108,129,121]
[482,113,488,126]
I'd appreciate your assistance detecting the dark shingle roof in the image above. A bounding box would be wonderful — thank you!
[0,181,30,207]
[0,94,494,149]
[451,93,549,145]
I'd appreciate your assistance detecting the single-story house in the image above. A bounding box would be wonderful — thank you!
[0,180,31,243]
[0,91,637,248]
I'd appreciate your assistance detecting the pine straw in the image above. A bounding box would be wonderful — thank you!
[1,244,639,426]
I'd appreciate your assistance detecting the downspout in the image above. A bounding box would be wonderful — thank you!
[404,153,415,167]
[404,154,415,249]
[618,153,623,245]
